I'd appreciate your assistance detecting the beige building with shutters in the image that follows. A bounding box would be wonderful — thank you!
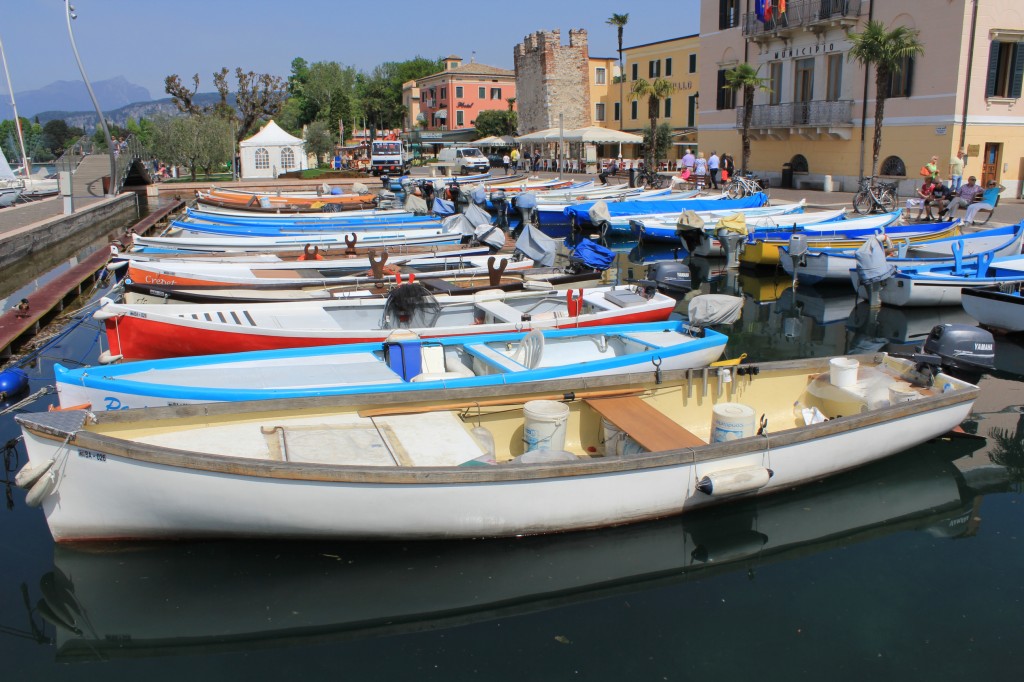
[698,0,1024,198]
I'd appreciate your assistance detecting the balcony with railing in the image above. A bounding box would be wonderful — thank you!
[737,100,854,139]
[742,0,862,40]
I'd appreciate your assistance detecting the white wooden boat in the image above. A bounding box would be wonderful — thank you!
[133,229,465,254]
[961,285,1024,332]
[635,207,846,245]
[15,353,978,541]
[781,223,1024,284]
[56,321,728,410]
[94,285,678,360]
[122,252,530,288]
[118,244,489,264]
[852,253,1024,307]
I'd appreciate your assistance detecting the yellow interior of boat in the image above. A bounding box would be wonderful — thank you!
[86,356,959,468]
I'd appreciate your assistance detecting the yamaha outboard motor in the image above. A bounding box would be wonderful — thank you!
[923,323,995,381]
[646,261,692,296]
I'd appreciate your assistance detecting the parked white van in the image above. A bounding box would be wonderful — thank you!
[437,147,490,175]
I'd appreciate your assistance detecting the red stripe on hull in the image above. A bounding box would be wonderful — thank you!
[105,307,674,360]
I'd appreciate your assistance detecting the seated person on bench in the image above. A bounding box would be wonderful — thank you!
[963,180,1006,224]
[939,175,984,219]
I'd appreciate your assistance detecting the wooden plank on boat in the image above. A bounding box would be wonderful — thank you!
[585,396,705,450]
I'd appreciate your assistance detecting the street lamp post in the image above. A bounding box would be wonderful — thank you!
[64,1,116,197]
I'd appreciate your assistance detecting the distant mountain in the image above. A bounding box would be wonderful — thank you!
[32,93,236,129]
[0,76,152,120]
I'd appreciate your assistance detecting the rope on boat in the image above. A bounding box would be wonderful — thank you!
[0,386,54,416]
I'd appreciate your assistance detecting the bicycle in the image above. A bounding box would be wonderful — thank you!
[724,173,768,199]
[852,177,898,215]
[635,167,668,189]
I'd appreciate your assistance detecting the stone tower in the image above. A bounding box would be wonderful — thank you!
[514,29,591,134]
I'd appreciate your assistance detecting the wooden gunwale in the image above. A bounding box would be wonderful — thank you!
[17,356,979,485]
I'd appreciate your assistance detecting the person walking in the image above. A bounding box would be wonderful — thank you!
[682,148,695,173]
[510,148,520,171]
[707,151,720,190]
[502,153,511,175]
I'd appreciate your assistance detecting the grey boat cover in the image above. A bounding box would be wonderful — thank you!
[465,203,506,250]
[403,193,428,214]
[515,223,557,266]
[352,182,369,195]
[688,294,743,326]
[588,200,612,225]
[854,235,896,285]
[470,184,488,205]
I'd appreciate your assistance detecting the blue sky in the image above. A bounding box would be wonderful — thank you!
[3,0,699,98]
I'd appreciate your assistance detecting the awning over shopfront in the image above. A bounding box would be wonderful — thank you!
[434,109,447,119]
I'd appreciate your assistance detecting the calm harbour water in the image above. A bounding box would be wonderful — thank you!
[1,220,1023,680]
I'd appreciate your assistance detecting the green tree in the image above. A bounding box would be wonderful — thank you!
[474,110,518,137]
[125,117,156,150]
[606,13,629,131]
[723,63,770,175]
[848,20,925,178]
[304,119,335,166]
[630,77,676,168]
[41,119,84,157]
[151,114,231,181]
[643,122,673,167]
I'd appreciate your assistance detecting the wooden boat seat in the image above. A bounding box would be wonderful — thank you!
[475,299,530,323]
[585,396,705,452]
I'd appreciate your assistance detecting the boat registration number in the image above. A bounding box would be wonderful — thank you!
[78,449,107,462]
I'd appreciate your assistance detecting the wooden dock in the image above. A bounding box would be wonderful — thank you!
[0,199,184,360]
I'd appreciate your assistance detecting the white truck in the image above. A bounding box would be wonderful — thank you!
[370,140,409,176]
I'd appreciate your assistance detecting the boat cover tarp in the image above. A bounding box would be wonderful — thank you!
[432,198,455,216]
[588,200,612,225]
[715,213,748,235]
[463,203,506,250]
[567,238,615,271]
[515,224,557,266]
[514,192,538,210]
[854,236,896,285]
[688,294,744,326]
[676,210,705,231]
[564,193,768,224]
[404,194,428,214]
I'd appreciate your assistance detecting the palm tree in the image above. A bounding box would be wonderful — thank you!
[848,20,924,179]
[630,77,677,168]
[606,13,629,131]
[723,63,769,175]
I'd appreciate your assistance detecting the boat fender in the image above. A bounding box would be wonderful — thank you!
[14,458,54,489]
[0,367,29,399]
[25,469,58,508]
[97,351,124,365]
[567,289,583,317]
[696,465,773,496]
[105,260,129,271]
[35,593,82,636]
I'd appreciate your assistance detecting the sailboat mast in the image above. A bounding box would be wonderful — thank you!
[0,34,32,177]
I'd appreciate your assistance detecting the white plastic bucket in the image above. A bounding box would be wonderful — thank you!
[711,403,756,443]
[601,418,644,456]
[829,357,859,388]
[889,383,920,404]
[523,400,570,452]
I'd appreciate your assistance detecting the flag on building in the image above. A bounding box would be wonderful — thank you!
[755,0,766,22]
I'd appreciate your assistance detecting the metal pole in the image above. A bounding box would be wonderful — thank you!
[0,35,32,178]
[65,0,116,197]
[558,113,564,180]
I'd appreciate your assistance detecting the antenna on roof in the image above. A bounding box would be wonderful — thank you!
[471,51,476,63]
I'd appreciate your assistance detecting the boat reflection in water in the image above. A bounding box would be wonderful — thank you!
[37,440,1007,663]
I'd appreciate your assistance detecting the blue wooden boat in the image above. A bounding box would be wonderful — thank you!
[852,252,1024,307]
[556,192,769,234]
[54,321,729,410]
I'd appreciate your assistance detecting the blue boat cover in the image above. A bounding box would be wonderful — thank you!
[567,238,615,270]
[563,192,768,223]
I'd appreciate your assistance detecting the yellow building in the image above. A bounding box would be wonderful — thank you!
[699,0,1024,198]
[591,34,701,164]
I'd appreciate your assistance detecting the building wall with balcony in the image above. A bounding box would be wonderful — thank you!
[699,0,1024,197]
[411,56,517,132]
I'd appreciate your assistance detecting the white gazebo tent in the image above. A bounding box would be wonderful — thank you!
[239,120,308,179]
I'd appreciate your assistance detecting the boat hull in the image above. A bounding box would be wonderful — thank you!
[961,286,1024,331]
[17,356,977,542]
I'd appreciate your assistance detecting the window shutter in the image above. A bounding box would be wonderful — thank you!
[1010,42,1024,99]
[904,57,915,97]
[720,0,728,29]
[986,43,1002,98]
[717,70,727,110]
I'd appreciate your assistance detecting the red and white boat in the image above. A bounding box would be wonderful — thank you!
[95,285,677,360]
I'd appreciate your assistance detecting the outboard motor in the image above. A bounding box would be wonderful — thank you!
[491,190,509,230]
[788,233,809,288]
[646,261,692,296]
[420,180,435,205]
[513,191,538,237]
[379,172,390,189]
[923,323,995,381]
[377,190,398,210]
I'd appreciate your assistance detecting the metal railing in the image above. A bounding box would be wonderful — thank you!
[54,134,150,193]
[737,100,854,128]
[742,0,862,37]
